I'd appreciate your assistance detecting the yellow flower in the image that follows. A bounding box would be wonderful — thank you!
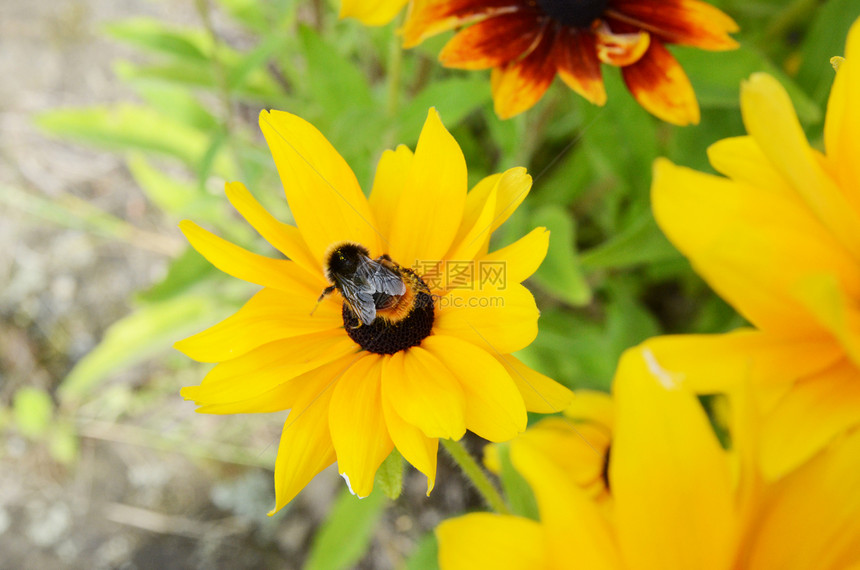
[649,16,860,480]
[437,346,860,569]
[175,108,572,513]
[340,0,407,26]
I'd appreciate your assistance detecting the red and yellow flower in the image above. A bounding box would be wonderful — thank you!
[175,108,572,513]
[397,0,738,123]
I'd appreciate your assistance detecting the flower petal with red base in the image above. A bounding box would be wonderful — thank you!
[554,28,607,105]
[609,0,738,50]
[491,26,558,119]
[622,39,700,125]
[440,12,541,70]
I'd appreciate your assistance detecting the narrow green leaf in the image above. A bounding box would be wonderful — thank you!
[375,448,404,500]
[396,79,492,145]
[405,533,440,570]
[496,444,539,521]
[58,295,221,404]
[305,487,387,570]
[579,212,678,270]
[13,387,54,439]
[104,18,212,62]
[299,25,374,114]
[136,247,219,303]
[531,205,591,306]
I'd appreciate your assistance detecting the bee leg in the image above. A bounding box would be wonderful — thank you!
[310,285,336,317]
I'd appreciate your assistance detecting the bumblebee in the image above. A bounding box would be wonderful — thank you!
[317,242,408,326]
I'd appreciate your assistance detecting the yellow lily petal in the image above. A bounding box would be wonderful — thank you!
[259,110,382,263]
[388,108,467,265]
[382,346,466,440]
[511,437,620,569]
[740,73,860,260]
[747,427,860,570]
[181,330,357,405]
[435,283,539,354]
[823,19,860,213]
[329,354,393,498]
[224,181,321,279]
[339,0,407,26]
[479,227,550,285]
[192,354,361,415]
[759,359,860,480]
[611,346,736,570]
[271,389,336,514]
[179,220,319,293]
[423,335,527,442]
[436,513,547,570]
[369,144,413,246]
[494,354,572,414]
[652,158,860,336]
[175,287,340,363]
[381,392,438,495]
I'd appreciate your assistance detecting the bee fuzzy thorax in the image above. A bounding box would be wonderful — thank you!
[319,241,435,354]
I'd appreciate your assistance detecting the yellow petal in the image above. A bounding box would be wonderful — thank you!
[759,359,860,481]
[339,0,407,26]
[179,220,319,293]
[479,227,550,285]
[388,108,467,265]
[423,335,526,442]
[369,145,413,246]
[191,353,361,415]
[434,283,539,354]
[511,437,620,569]
[436,513,547,570]
[494,354,572,414]
[175,287,341,362]
[652,158,860,336]
[823,17,860,213]
[380,393,438,495]
[740,73,860,260]
[328,354,393,498]
[562,389,614,428]
[707,136,802,202]
[793,272,860,367]
[224,181,322,279]
[611,346,736,570]
[259,110,383,263]
[271,388,336,514]
[454,167,533,255]
[382,346,466,440]
[445,185,496,264]
[747,427,860,570]
[181,330,357,405]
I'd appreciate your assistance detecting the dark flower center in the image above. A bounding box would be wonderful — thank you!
[343,269,435,355]
[536,0,608,28]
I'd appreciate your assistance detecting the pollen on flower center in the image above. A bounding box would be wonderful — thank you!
[536,0,608,28]
[343,267,435,354]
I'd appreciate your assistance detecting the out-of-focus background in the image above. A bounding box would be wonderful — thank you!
[1,0,856,567]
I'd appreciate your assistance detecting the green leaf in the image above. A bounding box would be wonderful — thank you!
[531,205,591,306]
[58,295,221,404]
[227,33,291,90]
[36,105,235,176]
[305,487,387,570]
[677,45,822,125]
[375,448,404,500]
[104,18,211,62]
[496,444,539,521]
[396,78,492,146]
[136,247,220,303]
[579,212,678,270]
[13,387,54,439]
[299,25,374,114]
[404,533,440,570]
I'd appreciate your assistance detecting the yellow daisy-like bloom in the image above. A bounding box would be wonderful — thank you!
[176,108,573,513]
[649,16,860,480]
[437,345,860,569]
[340,0,408,26]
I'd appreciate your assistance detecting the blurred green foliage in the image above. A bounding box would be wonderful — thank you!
[5,0,858,565]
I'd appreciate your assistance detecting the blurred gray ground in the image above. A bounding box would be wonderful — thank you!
[0,2,473,568]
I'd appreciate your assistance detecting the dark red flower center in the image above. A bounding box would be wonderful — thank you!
[537,0,608,28]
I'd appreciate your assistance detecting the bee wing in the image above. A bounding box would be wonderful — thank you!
[338,275,377,325]
[367,262,407,296]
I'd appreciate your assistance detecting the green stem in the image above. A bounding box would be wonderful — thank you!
[386,15,404,118]
[442,438,510,515]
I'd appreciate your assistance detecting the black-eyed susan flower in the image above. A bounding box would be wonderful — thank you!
[175,108,572,513]
[650,16,860,481]
[398,0,738,123]
[437,345,860,569]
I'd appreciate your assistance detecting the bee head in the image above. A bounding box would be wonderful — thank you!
[325,242,371,281]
